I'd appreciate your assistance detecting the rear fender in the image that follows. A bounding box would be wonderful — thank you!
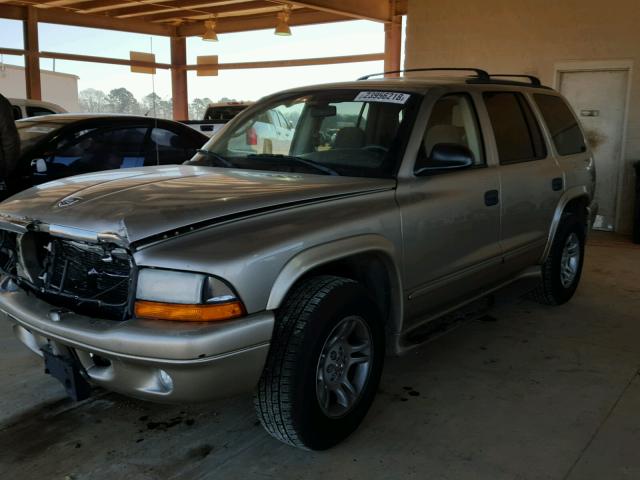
[541,186,590,262]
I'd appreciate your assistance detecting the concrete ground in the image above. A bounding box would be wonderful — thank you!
[1,232,639,480]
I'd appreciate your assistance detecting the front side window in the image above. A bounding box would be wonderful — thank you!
[146,127,200,166]
[534,94,586,156]
[188,90,419,179]
[416,93,484,172]
[483,92,547,164]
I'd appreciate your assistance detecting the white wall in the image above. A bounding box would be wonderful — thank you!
[0,64,80,111]
[405,0,640,233]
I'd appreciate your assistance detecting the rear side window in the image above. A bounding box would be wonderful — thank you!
[483,92,547,164]
[534,94,586,156]
[26,106,56,117]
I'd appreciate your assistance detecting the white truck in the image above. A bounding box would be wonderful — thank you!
[183,101,252,137]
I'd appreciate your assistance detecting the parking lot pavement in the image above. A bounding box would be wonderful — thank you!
[1,232,639,480]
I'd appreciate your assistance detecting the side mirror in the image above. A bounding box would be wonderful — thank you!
[31,158,47,174]
[415,143,474,176]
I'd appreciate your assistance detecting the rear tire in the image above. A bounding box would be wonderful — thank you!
[531,214,585,305]
[254,275,384,450]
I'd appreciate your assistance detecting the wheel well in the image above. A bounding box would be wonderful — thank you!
[296,253,396,334]
[563,195,589,231]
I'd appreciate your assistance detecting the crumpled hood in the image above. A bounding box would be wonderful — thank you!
[0,165,394,245]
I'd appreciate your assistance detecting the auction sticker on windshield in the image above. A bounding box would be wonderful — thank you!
[354,91,411,104]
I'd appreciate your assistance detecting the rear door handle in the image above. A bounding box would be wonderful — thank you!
[552,177,564,191]
[484,189,499,206]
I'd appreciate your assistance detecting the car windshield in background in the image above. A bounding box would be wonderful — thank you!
[204,105,248,122]
[188,90,420,178]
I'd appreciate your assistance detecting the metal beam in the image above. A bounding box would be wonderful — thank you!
[184,52,384,71]
[23,6,41,100]
[170,36,188,121]
[38,51,172,69]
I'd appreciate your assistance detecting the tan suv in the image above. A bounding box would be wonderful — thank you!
[0,68,596,450]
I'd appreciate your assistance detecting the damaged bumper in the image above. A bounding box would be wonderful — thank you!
[0,287,273,403]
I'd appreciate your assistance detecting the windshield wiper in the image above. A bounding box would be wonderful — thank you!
[246,154,339,176]
[194,149,234,168]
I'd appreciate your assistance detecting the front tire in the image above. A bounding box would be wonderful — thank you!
[531,214,585,305]
[254,275,384,450]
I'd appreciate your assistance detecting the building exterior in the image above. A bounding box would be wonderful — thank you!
[405,0,638,233]
[0,64,79,112]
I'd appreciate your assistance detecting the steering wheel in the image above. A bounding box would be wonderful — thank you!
[363,145,389,154]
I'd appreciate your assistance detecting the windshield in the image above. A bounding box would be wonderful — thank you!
[16,120,64,152]
[187,90,420,178]
[204,105,249,122]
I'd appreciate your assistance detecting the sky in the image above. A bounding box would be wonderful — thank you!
[0,17,401,103]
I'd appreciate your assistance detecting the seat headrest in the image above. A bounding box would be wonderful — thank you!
[424,125,466,156]
[334,127,365,149]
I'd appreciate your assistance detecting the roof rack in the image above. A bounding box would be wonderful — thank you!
[357,68,490,81]
[484,74,542,87]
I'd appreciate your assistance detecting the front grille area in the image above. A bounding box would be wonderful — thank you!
[38,238,133,319]
[1,230,134,321]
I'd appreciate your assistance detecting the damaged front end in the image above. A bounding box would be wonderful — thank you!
[0,217,135,321]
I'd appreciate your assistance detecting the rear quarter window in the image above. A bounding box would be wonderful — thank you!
[533,94,586,156]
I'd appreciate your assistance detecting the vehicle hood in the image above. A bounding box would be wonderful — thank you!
[0,166,394,245]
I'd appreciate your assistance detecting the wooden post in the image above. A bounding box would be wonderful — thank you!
[170,36,188,121]
[384,15,402,77]
[23,6,42,100]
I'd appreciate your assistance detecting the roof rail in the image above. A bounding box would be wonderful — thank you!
[488,74,542,87]
[357,68,490,81]
[466,73,546,88]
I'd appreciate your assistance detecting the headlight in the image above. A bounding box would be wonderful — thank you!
[134,269,245,322]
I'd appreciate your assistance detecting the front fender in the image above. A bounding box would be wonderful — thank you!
[266,234,404,334]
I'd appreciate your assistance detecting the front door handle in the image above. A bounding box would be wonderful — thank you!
[484,189,499,206]
[552,177,564,191]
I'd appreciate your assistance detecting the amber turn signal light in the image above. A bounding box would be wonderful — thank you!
[134,300,245,322]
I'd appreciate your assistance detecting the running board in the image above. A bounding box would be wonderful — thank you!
[392,266,542,355]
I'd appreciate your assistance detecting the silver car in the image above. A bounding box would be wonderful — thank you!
[0,69,596,450]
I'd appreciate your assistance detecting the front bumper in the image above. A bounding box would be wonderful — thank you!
[0,288,274,403]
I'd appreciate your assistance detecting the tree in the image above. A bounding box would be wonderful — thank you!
[78,88,110,113]
[189,97,214,120]
[107,87,140,114]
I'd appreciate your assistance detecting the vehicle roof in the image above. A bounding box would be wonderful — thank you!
[15,113,180,124]
[269,76,558,97]
[9,98,66,111]
[207,102,253,108]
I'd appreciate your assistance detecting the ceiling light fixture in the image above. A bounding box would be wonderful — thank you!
[202,17,218,42]
[274,5,292,36]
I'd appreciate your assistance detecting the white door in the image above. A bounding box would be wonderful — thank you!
[558,69,629,231]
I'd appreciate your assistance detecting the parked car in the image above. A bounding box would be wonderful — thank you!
[227,107,295,155]
[9,98,67,120]
[183,101,252,137]
[0,69,596,450]
[4,114,208,199]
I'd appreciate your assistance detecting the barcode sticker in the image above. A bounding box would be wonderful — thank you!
[354,91,411,104]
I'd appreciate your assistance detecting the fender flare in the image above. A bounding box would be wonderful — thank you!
[266,234,404,334]
[541,186,590,262]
